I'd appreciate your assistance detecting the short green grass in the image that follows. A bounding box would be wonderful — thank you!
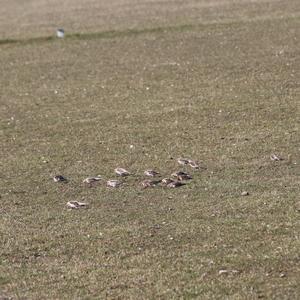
[0,1,299,299]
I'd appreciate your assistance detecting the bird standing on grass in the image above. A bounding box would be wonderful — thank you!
[82,176,101,184]
[82,175,101,187]
[66,201,88,209]
[114,168,130,176]
[171,171,192,180]
[188,160,200,169]
[161,178,174,185]
[144,170,160,177]
[177,158,190,165]
[140,179,161,188]
[167,181,185,188]
[53,175,67,182]
[107,180,122,188]
[56,29,65,38]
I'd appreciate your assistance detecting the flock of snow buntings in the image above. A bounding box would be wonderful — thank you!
[52,158,203,209]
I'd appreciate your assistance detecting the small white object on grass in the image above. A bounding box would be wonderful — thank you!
[177,158,190,165]
[270,154,283,161]
[67,201,88,209]
[188,159,200,169]
[107,180,122,188]
[218,269,239,275]
[83,176,101,184]
[144,170,160,177]
[53,175,67,182]
[56,29,65,38]
[241,191,249,196]
[218,270,229,275]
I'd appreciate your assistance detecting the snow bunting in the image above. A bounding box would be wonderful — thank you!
[114,168,130,176]
[53,175,67,182]
[66,201,88,209]
[107,180,122,188]
[167,181,185,188]
[82,176,101,184]
[140,179,160,188]
[270,154,283,161]
[144,170,160,177]
[188,160,200,169]
[56,29,65,38]
[171,171,191,178]
[161,178,174,185]
[177,158,190,165]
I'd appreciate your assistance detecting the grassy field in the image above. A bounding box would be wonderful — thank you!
[0,0,299,299]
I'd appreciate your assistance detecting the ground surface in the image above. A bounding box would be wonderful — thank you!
[0,0,299,299]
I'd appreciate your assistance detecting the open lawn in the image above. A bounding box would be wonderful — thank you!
[0,0,299,299]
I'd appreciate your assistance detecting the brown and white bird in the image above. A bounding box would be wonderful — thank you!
[107,180,122,188]
[178,174,192,181]
[177,158,190,165]
[53,175,67,182]
[141,179,160,189]
[114,168,130,176]
[161,178,174,185]
[82,176,101,184]
[270,154,283,161]
[188,160,200,169]
[144,169,160,177]
[66,201,88,209]
[171,171,192,180]
[140,179,161,189]
[167,181,185,188]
